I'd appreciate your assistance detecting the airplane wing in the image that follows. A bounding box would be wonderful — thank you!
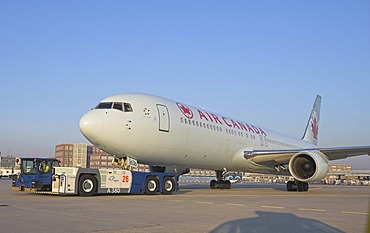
[244,146,370,164]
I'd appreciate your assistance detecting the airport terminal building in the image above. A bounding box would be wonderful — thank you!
[54,143,148,171]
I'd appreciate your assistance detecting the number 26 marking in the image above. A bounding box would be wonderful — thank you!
[122,175,129,183]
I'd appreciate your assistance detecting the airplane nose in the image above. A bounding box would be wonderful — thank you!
[79,111,103,142]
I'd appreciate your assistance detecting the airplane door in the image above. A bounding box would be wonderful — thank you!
[157,104,170,132]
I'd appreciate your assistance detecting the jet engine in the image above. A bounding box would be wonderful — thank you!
[288,151,329,182]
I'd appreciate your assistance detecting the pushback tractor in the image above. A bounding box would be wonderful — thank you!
[12,158,178,196]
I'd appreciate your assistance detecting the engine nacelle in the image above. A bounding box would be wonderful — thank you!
[288,151,329,182]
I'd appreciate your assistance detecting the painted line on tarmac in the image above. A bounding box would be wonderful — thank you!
[341,211,368,215]
[261,205,285,209]
[299,208,327,212]
[225,203,246,207]
[178,194,260,197]
[168,200,185,203]
[194,201,213,205]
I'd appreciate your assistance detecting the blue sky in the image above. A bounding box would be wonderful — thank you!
[1,1,370,169]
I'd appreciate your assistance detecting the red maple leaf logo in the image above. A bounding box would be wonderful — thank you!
[311,117,319,140]
[177,103,193,119]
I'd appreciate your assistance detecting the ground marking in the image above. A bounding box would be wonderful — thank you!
[225,203,246,207]
[194,201,213,204]
[341,211,368,215]
[261,205,285,209]
[299,208,327,212]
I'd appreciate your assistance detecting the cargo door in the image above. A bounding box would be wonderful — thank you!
[157,104,170,132]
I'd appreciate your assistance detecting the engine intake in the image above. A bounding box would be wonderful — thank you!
[289,151,329,182]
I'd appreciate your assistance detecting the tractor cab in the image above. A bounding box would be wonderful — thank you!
[12,158,60,192]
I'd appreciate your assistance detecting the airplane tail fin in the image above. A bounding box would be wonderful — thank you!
[302,95,322,145]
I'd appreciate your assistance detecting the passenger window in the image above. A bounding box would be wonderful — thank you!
[124,103,133,112]
[96,102,113,109]
[113,103,123,111]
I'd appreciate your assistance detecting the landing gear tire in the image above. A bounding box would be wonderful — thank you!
[287,180,309,192]
[297,182,305,192]
[210,170,232,190]
[78,174,97,197]
[210,180,231,189]
[287,181,296,191]
[302,182,309,192]
[145,176,159,195]
[297,181,309,192]
[162,177,175,195]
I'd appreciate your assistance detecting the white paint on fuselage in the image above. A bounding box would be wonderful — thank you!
[79,93,316,173]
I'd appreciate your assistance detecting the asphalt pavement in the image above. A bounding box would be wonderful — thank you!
[0,179,369,233]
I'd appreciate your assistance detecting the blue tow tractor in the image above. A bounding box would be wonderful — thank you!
[12,158,178,196]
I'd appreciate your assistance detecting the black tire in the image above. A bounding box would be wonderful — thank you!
[303,182,309,192]
[78,174,97,197]
[162,177,175,195]
[218,180,229,189]
[224,180,231,189]
[145,176,159,195]
[287,181,296,191]
[297,181,305,192]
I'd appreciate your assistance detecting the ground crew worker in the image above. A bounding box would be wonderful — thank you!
[39,161,50,173]
[44,161,50,173]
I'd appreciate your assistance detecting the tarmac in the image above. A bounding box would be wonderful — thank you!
[0,179,369,233]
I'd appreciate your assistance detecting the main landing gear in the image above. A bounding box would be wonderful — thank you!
[287,180,309,192]
[210,170,231,189]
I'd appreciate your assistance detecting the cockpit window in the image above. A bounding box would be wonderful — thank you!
[124,103,133,112]
[113,102,123,111]
[96,102,113,109]
[95,102,133,112]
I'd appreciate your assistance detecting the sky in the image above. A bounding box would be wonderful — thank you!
[1,1,370,169]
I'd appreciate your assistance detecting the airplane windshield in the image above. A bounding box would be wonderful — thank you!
[95,102,133,112]
[22,159,36,174]
[113,103,123,111]
[124,103,133,112]
[96,102,113,109]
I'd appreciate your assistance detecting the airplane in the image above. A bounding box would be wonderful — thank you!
[79,93,370,192]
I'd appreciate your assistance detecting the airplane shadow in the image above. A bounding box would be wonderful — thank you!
[232,183,287,191]
[179,183,287,191]
[210,211,345,233]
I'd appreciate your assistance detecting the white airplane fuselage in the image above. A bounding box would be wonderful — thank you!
[79,93,316,174]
